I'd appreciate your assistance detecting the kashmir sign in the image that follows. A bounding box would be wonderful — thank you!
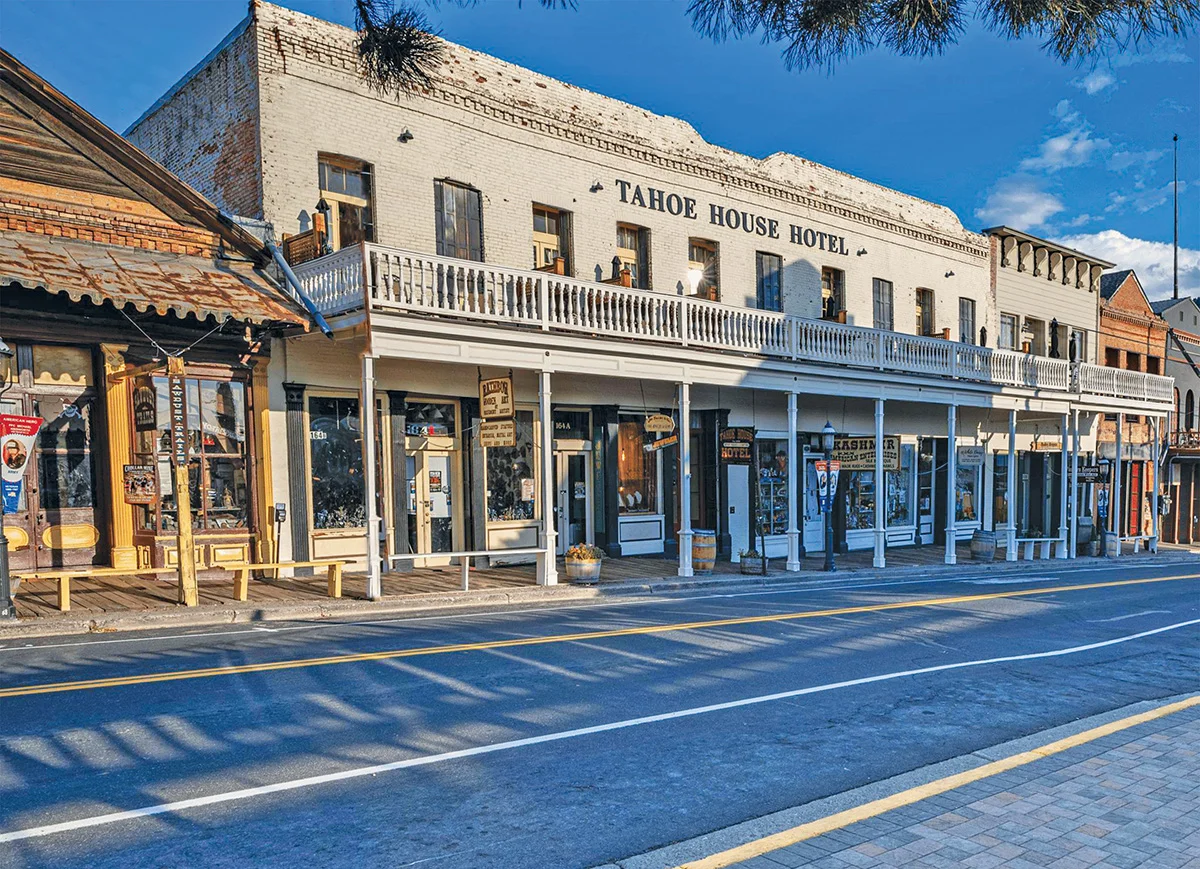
[832,435,900,471]
[479,376,514,421]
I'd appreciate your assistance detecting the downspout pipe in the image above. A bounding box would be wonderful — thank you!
[265,241,335,339]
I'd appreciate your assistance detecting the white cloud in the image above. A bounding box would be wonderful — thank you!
[1063,213,1097,228]
[1055,230,1200,299]
[1108,149,1166,172]
[1113,46,1195,68]
[1021,100,1110,172]
[1072,69,1117,95]
[976,177,1065,230]
[1106,180,1188,214]
[1160,98,1190,113]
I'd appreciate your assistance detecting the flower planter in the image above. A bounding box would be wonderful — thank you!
[740,557,766,575]
[565,558,602,584]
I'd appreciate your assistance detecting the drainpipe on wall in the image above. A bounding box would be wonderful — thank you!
[264,242,335,339]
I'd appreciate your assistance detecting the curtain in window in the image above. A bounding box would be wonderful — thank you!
[434,180,483,261]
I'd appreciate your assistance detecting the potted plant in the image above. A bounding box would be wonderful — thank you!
[564,543,605,584]
[739,549,767,575]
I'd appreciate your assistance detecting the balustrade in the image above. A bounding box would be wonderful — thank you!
[295,243,1171,406]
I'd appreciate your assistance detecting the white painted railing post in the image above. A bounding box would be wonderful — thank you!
[680,297,690,347]
[876,332,885,370]
[539,278,550,331]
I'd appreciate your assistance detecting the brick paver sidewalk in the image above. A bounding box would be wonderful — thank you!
[728,706,1200,869]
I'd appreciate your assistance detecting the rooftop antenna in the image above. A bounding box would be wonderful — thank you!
[1173,133,1180,300]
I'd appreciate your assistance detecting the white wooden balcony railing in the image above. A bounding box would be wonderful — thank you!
[293,243,1173,405]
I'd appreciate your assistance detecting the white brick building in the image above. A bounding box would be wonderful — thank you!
[127,1,1171,587]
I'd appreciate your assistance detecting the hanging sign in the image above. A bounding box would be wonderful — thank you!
[1097,487,1109,520]
[479,376,514,420]
[831,435,900,471]
[644,413,676,434]
[479,419,517,448]
[168,374,188,466]
[123,464,158,505]
[956,445,985,467]
[719,427,755,465]
[814,459,841,513]
[0,414,41,515]
[133,375,157,433]
[643,434,679,452]
[1031,439,1062,452]
[1076,465,1105,484]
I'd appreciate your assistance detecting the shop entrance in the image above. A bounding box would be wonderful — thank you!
[406,450,456,566]
[917,438,936,545]
[2,344,100,573]
[802,454,824,553]
[555,449,592,555]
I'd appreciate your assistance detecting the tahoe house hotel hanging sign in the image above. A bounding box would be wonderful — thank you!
[613,179,852,255]
[719,428,756,465]
[832,436,901,471]
[0,414,42,514]
[479,373,516,448]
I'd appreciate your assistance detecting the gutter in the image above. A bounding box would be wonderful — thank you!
[265,242,335,339]
[1169,329,1200,378]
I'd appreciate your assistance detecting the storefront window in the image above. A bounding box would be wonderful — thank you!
[617,415,658,514]
[132,376,249,533]
[886,444,914,527]
[956,463,979,522]
[309,395,365,529]
[992,453,1008,529]
[35,397,96,510]
[486,410,537,522]
[406,401,456,438]
[846,470,875,530]
[756,439,789,535]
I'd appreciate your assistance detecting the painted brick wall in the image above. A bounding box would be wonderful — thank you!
[126,20,263,219]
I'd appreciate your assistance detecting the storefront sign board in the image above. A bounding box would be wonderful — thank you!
[719,428,755,464]
[479,376,514,420]
[832,435,899,471]
[1076,465,1105,484]
[644,413,675,433]
[643,434,678,452]
[956,445,985,467]
[123,464,158,505]
[168,374,188,466]
[479,419,517,448]
[0,414,42,515]
[133,375,157,432]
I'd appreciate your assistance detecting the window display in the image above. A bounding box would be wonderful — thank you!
[846,470,875,530]
[308,395,365,529]
[486,410,537,522]
[755,439,788,536]
[992,453,1009,529]
[617,415,658,514]
[956,463,979,522]
[886,444,914,527]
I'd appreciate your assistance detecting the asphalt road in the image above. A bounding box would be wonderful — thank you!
[1,559,1197,869]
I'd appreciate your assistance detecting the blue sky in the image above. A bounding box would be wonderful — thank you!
[3,0,1197,296]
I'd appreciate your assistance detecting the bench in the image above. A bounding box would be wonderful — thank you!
[1013,538,1061,560]
[390,548,550,590]
[219,560,348,601]
[11,567,179,612]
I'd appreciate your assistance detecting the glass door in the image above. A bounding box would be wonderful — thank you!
[802,455,823,553]
[555,450,591,555]
[917,438,935,544]
[407,451,456,566]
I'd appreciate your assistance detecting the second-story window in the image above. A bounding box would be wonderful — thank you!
[688,238,719,301]
[318,155,374,250]
[616,223,650,288]
[999,313,1017,350]
[958,298,976,344]
[1070,328,1087,362]
[532,205,571,274]
[756,252,782,311]
[915,288,935,337]
[434,179,483,261]
[872,278,894,331]
[821,267,845,320]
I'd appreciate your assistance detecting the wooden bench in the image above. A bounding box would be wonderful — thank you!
[219,560,348,602]
[1014,538,1062,560]
[12,567,178,612]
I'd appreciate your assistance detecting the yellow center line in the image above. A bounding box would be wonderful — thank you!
[2,573,1195,699]
[673,693,1200,868]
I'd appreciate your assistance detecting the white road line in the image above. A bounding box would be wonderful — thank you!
[1088,610,1171,623]
[969,576,1060,585]
[2,617,1196,845]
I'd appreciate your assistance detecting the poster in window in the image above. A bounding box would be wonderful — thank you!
[428,469,442,493]
[520,477,535,502]
[133,376,157,433]
[123,464,158,505]
[479,376,514,420]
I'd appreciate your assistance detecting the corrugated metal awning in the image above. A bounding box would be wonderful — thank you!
[0,231,307,327]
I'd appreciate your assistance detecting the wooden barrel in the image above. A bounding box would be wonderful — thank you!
[970,529,996,561]
[692,530,717,575]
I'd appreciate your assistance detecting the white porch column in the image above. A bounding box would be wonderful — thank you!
[678,382,694,578]
[362,354,382,600]
[945,404,957,565]
[1113,411,1124,557]
[874,398,886,568]
[1151,414,1160,553]
[538,370,558,585]
[1006,409,1018,561]
[1069,408,1080,559]
[786,391,801,571]
[1057,412,1069,558]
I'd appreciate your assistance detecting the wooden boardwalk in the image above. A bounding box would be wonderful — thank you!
[9,541,1023,622]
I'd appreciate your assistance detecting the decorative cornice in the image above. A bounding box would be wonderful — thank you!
[263,25,989,261]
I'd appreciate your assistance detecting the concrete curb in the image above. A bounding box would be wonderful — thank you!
[605,690,1200,869]
[3,550,1195,640]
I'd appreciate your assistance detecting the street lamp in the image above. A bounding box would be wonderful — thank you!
[822,420,836,572]
[0,337,14,620]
